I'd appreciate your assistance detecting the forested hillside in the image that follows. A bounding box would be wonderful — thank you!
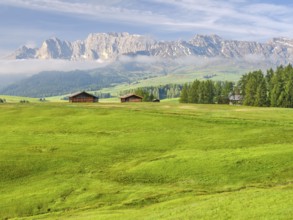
[0,70,128,97]
[179,64,293,108]
[239,64,293,107]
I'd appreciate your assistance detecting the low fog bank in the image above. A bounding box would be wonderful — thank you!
[0,54,284,97]
[0,59,109,75]
[0,54,282,75]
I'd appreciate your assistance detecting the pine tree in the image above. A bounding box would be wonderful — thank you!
[283,68,293,107]
[205,80,215,104]
[243,76,256,106]
[222,81,234,104]
[266,68,274,106]
[214,81,223,104]
[180,84,189,103]
[242,70,265,106]
[197,82,205,103]
[188,80,200,103]
[270,67,284,107]
[254,78,267,106]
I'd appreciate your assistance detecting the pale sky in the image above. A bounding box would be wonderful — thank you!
[1,0,293,57]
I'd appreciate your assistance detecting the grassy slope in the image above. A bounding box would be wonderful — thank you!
[0,95,39,103]
[93,64,250,97]
[97,70,243,97]
[0,102,292,220]
[37,65,247,100]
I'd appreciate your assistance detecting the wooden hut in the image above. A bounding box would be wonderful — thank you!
[229,95,242,105]
[120,94,143,103]
[69,91,99,103]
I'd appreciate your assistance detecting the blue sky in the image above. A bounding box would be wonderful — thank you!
[1,0,293,57]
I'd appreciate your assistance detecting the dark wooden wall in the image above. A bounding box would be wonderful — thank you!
[121,97,142,102]
[70,97,98,102]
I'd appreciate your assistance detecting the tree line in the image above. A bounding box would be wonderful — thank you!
[179,64,293,108]
[180,80,234,104]
[238,64,293,107]
[115,64,293,107]
[120,84,182,102]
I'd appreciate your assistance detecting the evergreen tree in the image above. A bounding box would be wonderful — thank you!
[284,79,293,107]
[266,68,274,106]
[270,67,284,107]
[180,84,189,103]
[214,81,223,104]
[205,80,215,104]
[197,82,206,103]
[222,81,234,104]
[243,75,257,106]
[188,80,200,103]
[254,78,267,106]
[238,73,248,97]
[283,65,293,107]
[242,70,265,106]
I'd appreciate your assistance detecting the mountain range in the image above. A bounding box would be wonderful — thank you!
[2,32,293,97]
[7,32,293,65]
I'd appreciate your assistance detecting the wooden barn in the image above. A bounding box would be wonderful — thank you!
[120,94,143,103]
[69,91,99,103]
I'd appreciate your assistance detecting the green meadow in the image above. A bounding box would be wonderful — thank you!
[0,95,39,103]
[0,102,292,219]
[97,69,244,97]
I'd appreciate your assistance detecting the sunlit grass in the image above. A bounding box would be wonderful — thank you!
[0,102,292,219]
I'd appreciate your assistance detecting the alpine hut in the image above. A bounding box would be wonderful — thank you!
[69,91,99,103]
[229,95,242,105]
[120,94,143,103]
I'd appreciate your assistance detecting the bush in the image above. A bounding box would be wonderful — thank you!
[20,100,29,103]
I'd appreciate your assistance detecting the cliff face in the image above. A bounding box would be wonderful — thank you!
[7,32,293,65]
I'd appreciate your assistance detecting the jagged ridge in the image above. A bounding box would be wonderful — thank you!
[6,32,293,64]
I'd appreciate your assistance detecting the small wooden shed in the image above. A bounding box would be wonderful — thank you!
[69,91,99,103]
[229,95,242,105]
[120,94,143,103]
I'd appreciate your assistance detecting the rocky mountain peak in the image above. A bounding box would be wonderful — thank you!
[36,37,72,59]
[6,32,293,65]
[190,34,222,45]
[5,45,36,59]
[269,37,293,48]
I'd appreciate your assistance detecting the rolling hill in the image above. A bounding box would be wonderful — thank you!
[0,102,292,219]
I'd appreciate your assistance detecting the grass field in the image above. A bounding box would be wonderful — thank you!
[97,69,244,97]
[0,95,39,103]
[0,102,292,219]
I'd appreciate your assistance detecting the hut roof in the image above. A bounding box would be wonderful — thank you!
[69,91,98,98]
[120,94,143,99]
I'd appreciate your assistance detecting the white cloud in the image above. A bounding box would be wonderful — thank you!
[0,50,13,58]
[0,0,170,26]
[0,59,108,75]
[1,0,293,54]
[118,55,164,64]
[149,0,293,40]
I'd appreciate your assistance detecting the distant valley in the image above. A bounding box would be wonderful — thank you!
[2,32,293,97]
